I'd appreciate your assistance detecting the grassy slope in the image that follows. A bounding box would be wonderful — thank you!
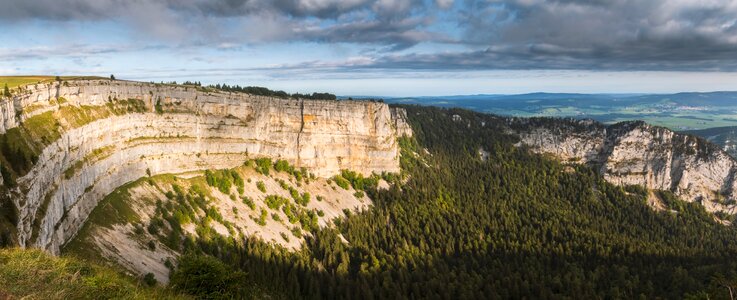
[0,248,187,299]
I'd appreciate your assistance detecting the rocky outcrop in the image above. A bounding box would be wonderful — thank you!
[511,118,737,214]
[0,80,411,254]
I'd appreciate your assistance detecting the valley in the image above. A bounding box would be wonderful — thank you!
[1,78,737,299]
[5,2,737,298]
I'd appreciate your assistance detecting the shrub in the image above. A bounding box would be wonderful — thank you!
[254,209,267,226]
[254,158,271,175]
[291,226,302,238]
[333,175,350,190]
[170,255,247,299]
[301,192,311,206]
[242,196,255,210]
[147,219,162,235]
[155,99,163,114]
[274,159,292,173]
[205,169,233,194]
[143,273,157,286]
[256,181,266,193]
[265,195,288,210]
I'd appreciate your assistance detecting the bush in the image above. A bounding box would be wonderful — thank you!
[333,175,350,190]
[170,255,247,299]
[147,219,162,235]
[291,226,302,238]
[155,99,163,114]
[253,209,267,226]
[254,158,271,175]
[274,159,293,173]
[256,181,266,193]
[300,192,311,206]
[143,273,157,286]
[242,196,255,210]
[265,195,288,210]
[205,170,233,194]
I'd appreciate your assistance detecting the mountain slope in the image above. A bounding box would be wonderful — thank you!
[509,117,737,216]
[63,159,375,283]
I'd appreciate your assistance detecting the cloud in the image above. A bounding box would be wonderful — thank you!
[0,0,444,49]
[436,0,454,9]
[2,0,737,72]
[452,0,737,70]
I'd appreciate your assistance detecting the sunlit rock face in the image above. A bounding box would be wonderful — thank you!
[0,80,411,254]
[512,118,737,215]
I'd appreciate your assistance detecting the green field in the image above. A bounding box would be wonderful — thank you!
[388,92,737,131]
[0,76,56,88]
[0,76,106,89]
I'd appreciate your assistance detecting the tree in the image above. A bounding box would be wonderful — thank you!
[110,74,116,80]
[3,84,9,97]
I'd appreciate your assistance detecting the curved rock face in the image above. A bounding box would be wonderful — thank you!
[511,118,737,214]
[0,80,411,254]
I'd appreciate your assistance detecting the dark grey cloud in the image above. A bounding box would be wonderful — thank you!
[2,0,737,71]
[0,0,443,48]
[449,0,737,70]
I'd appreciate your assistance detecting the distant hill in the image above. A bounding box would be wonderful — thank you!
[375,91,737,157]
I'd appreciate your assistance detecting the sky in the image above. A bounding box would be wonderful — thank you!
[1,0,737,96]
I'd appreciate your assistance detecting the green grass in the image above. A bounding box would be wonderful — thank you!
[62,178,149,264]
[86,179,144,229]
[0,76,107,90]
[0,76,55,89]
[0,248,188,299]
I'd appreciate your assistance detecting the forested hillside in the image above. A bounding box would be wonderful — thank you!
[161,105,737,299]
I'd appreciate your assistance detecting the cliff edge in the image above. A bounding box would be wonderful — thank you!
[0,79,411,254]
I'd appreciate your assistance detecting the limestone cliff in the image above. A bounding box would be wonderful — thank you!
[0,80,411,254]
[510,118,737,215]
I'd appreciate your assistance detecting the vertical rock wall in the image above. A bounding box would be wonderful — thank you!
[0,80,411,254]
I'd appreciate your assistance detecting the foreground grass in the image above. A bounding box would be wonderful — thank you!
[0,248,188,299]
